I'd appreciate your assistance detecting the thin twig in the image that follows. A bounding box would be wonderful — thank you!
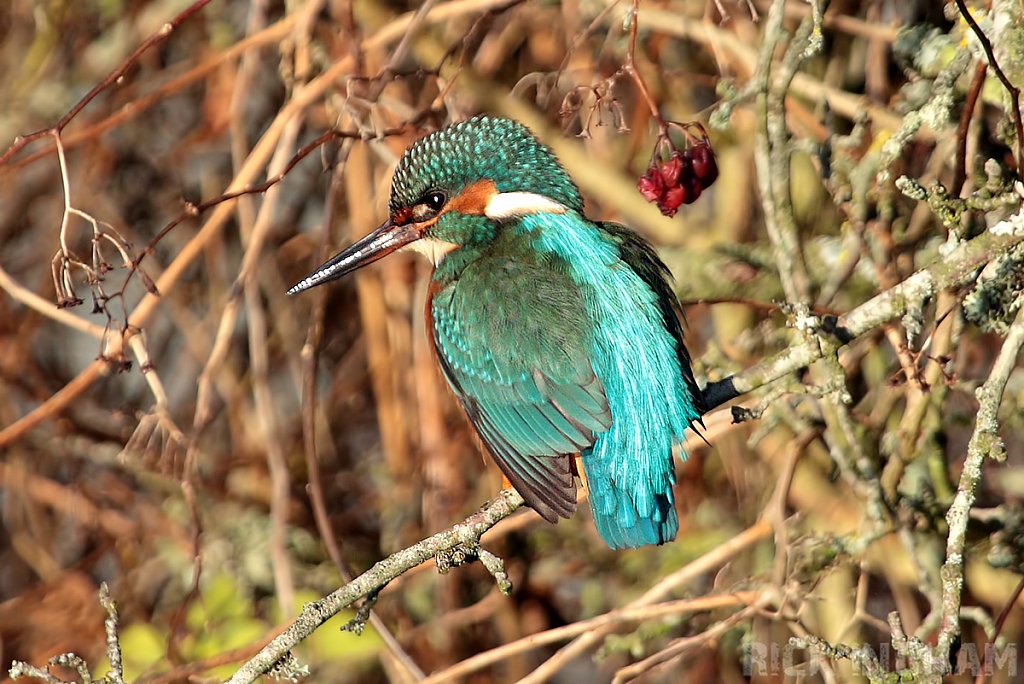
[611,605,760,683]
[953,61,989,197]
[769,429,812,586]
[0,16,299,177]
[623,0,663,125]
[518,519,773,683]
[954,0,1024,181]
[138,635,278,684]
[633,5,912,135]
[0,0,215,168]
[422,593,759,683]
[972,576,1024,684]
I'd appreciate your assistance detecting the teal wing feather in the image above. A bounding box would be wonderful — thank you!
[430,251,612,522]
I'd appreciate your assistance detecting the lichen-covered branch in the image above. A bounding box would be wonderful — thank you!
[931,303,1024,663]
[223,488,524,684]
[701,206,1024,410]
[750,0,814,304]
[9,584,125,684]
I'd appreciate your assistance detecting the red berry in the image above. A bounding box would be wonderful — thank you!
[637,170,664,202]
[691,143,718,186]
[682,173,702,203]
[658,153,684,187]
[659,185,685,216]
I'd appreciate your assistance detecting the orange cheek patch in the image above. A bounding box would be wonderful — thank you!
[446,179,498,216]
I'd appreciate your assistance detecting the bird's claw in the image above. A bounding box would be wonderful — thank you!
[435,542,480,574]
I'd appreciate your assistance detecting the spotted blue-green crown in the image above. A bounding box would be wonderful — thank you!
[389,116,584,214]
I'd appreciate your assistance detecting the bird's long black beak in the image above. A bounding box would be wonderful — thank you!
[287,219,421,295]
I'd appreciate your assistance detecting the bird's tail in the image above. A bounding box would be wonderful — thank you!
[580,438,679,549]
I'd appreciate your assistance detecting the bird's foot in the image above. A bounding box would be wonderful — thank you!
[435,542,480,573]
[435,543,513,595]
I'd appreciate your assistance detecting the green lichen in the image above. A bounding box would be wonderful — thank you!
[998,11,1024,85]
[963,243,1024,334]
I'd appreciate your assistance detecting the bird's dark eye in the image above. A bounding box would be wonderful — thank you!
[425,191,446,211]
[409,190,448,222]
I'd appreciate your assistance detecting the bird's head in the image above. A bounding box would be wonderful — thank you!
[288,116,583,294]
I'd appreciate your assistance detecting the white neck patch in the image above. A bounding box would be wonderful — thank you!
[405,237,459,266]
[484,192,569,219]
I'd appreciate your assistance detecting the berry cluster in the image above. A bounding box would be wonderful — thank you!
[637,125,718,217]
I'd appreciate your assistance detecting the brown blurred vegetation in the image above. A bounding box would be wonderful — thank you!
[1,0,1024,682]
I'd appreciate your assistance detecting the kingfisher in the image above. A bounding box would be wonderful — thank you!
[289,116,703,549]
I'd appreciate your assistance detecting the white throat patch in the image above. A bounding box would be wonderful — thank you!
[485,192,569,219]
[405,237,459,266]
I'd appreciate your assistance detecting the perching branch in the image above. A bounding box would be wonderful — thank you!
[223,488,524,684]
[700,205,1024,410]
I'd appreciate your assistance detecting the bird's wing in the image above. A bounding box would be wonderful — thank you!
[598,221,705,419]
[430,254,613,522]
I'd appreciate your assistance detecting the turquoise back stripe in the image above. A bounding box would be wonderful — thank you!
[518,213,700,548]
